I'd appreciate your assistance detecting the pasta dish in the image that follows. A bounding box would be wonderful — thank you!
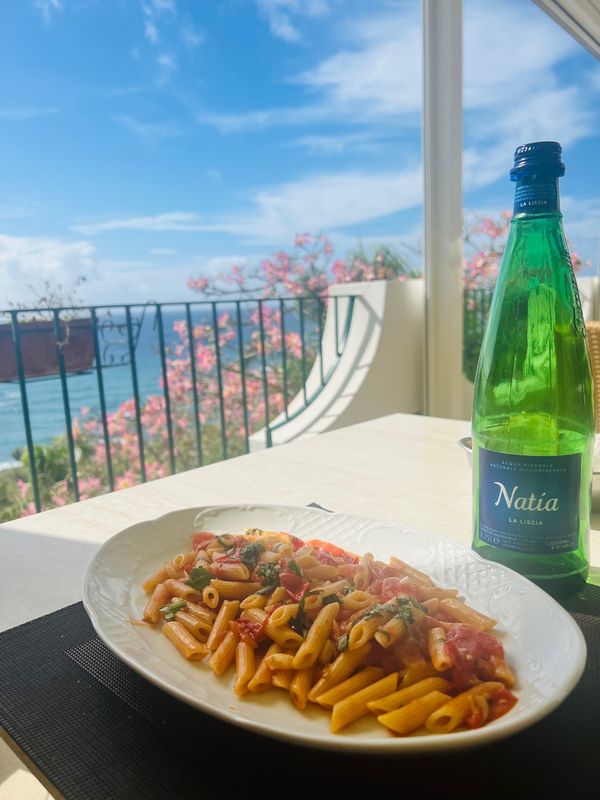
[141,528,517,736]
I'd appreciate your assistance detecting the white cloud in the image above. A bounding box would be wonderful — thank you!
[561,197,600,250]
[71,166,423,244]
[71,212,205,236]
[0,107,59,120]
[0,205,35,220]
[216,168,422,242]
[84,253,252,304]
[33,0,62,24]
[156,52,178,85]
[141,0,176,36]
[201,0,594,202]
[149,247,178,256]
[201,6,420,132]
[112,114,180,140]
[144,19,159,44]
[256,0,330,43]
[0,235,96,307]
[289,130,393,155]
[180,24,204,49]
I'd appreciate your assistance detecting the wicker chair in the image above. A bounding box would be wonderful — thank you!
[586,321,600,432]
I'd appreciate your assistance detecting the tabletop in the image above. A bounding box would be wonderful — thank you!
[2,412,600,799]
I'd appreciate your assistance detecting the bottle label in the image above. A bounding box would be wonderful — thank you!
[513,179,558,215]
[478,447,580,554]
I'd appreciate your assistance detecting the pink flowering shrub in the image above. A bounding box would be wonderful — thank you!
[462,210,588,380]
[5,234,418,517]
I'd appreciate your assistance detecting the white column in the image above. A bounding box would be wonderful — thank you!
[422,0,464,419]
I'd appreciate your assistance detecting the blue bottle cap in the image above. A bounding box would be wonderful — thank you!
[510,141,565,181]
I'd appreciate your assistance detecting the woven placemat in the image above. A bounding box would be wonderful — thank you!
[0,594,599,800]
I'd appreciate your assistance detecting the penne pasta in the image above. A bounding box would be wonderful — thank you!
[207,600,240,652]
[367,677,452,714]
[210,580,261,600]
[234,640,256,697]
[378,690,452,735]
[293,602,339,670]
[330,673,398,732]
[438,598,497,631]
[290,667,314,710]
[210,629,239,676]
[162,621,209,660]
[425,682,505,734]
[374,616,407,649]
[143,564,169,594]
[271,669,295,690]
[428,627,453,672]
[143,582,171,624]
[174,610,212,641]
[202,585,221,608]
[248,644,280,693]
[141,528,518,739]
[308,644,371,702]
[316,667,385,709]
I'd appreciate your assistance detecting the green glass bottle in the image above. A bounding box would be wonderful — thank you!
[471,141,594,597]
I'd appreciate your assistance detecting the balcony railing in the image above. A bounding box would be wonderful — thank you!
[463,287,494,382]
[0,295,355,515]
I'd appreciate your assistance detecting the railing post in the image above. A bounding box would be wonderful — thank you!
[156,304,176,474]
[125,306,146,481]
[211,302,228,460]
[10,311,42,511]
[90,308,114,491]
[185,304,204,467]
[52,309,80,502]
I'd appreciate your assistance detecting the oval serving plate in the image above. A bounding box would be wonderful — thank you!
[83,503,586,754]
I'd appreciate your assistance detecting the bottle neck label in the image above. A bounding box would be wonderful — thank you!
[477,447,580,554]
[513,177,559,215]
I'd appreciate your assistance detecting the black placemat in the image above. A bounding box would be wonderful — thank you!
[1,595,599,800]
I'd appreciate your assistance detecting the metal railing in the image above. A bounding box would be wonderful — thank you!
[0,295,355,514]
[463,287,494,382]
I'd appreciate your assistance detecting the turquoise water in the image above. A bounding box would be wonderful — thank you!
[0,304,317,464]
[0,308,201,463]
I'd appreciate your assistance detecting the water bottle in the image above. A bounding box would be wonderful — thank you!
[471,141,594,597]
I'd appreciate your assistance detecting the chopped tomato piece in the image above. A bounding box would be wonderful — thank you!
[191,532,216,551]
[310,547,338,566]
[306,539,359,564]
[445,625,504,662]
[279,571,310,601]
[288,534,306,551]
[488,687,518,722]
[465,695,489,729]
[229,618,265,645]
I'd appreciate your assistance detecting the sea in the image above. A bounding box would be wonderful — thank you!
[0,308,187,465]
[0,304,318,466]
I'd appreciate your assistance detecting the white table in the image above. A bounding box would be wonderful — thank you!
[2,412,599,635]
[1,413,599,798]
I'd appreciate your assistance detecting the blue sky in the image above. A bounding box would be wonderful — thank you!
[0,0,599,305]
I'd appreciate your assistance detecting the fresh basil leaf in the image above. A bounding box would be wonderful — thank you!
[288,596,307,635]
[322,594,341,606]
[159,599,186,621]
[216,534,236,552]
[240,541,265,570]
[337,633,349,652]
[184,566,212,591]
[256,562,280,595]
[288,559,302,577]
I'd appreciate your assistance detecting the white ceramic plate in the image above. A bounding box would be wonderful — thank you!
[83,503,586,754]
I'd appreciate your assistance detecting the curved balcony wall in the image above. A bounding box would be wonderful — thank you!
[250,279,425,450]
